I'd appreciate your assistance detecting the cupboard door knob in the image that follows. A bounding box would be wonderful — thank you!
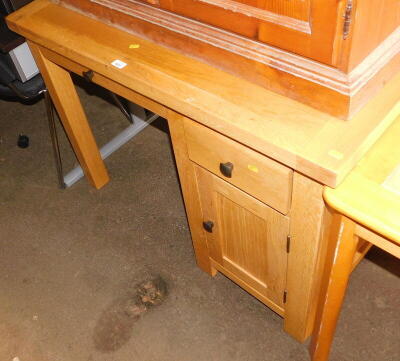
[219,162,234,178]
[83,69,94,82]
[202,221,214,233]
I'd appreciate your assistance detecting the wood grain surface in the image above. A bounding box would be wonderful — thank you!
[7,0,399,188]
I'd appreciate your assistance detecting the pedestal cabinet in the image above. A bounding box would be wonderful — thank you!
[182,113,293,313]
[167,110,330,342]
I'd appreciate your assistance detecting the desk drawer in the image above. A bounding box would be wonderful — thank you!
[183,119,292,214]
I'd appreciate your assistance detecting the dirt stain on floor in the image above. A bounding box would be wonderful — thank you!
[93,276,168,353]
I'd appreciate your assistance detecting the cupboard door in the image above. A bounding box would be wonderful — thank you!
[156,0,343,65]
[158,0,259,38]
[195,165,289,310]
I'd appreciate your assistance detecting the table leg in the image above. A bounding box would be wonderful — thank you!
[284,173,326,341]
[29,42,109,189]
[309,214,358,361]
[167,110,217,276]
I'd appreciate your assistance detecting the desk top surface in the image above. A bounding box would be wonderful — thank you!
[7,0,400,187]
[324,115,400,244]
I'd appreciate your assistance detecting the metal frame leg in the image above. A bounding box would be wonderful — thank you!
[43,89,65,189]
[109,91,134,124]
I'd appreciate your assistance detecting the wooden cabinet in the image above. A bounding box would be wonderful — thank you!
[182,115,292,314]
[180,115,294,315]
[59,0,399,119]
[195,165,289,314]
[165,113,328,342]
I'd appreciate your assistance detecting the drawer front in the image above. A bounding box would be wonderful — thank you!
[184,119,292,214]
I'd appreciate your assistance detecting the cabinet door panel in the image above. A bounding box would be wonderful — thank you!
[195,165,289,308]
[262,0,310,20]
[156,0,342,64]
[258,0,343,65]
[158,0,259,38]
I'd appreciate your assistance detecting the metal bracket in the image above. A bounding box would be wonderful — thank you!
[343,0,353,40]
[286,235,291,253]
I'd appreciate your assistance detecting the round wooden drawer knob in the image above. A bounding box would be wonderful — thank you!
[220,162,234,178]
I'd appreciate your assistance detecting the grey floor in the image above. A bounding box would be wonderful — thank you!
[0,79,399,361]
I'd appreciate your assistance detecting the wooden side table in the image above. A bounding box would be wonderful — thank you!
[310,116,400,361]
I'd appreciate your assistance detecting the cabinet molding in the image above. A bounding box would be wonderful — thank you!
[197,0,311,33]
[91,0,399,96]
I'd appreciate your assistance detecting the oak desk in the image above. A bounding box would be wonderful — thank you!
[7,0,400,344]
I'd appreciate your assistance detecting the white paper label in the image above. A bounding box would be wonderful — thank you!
[111,59,127,69]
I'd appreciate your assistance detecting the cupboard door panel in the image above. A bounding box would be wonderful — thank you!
[195,165,289,308]
[158,0,259,38]
[262,0,310,20]
[156,0,342,65]
[257,0,343,65]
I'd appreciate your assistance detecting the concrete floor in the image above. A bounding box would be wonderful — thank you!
[0,79,399,361]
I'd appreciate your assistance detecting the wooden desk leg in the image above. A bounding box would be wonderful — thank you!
[167,110,217,276]
[29,42,109,189]
[284,173,327,342]
[309,214,358,361]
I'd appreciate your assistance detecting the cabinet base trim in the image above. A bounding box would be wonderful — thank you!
[197,0,311,33]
